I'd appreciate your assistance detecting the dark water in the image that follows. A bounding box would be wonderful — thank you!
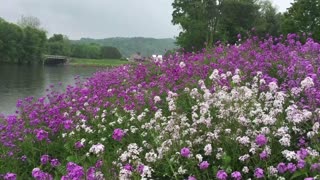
[0,64,103,115]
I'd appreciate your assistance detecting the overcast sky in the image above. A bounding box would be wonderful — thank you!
[0,0,294,40]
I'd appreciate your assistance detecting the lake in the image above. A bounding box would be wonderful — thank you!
[0,64,104,115]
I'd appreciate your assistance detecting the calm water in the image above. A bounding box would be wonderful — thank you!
[0,64,104,115]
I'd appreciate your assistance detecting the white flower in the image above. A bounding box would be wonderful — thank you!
[237,136,250,146]
[140,165,153,178]
[179,62,186,68]
[282,150,297,161]
[313,122,319,133]
[209,69,220,80]
[267,166,278,177]
[301,77,314,89]
[154,96,161,103]
[277,177,285,180]
[268,82,278,92]
[291,87,302,96]
[242,166,249,174]
[196,154,203,162]
[232,74,241,83]
[239,154,250,162]
[119,168,132,180]
[204,144,212,155]
[89,143,105,155]
[145,152,158,162]
[279,134,291,147]
[178,166,187,175]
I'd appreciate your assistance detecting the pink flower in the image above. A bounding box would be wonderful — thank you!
[255,134,267,146]
[216,170,228,180]
[254,168,264,179]
[112,128,125,141]
[199,161,209,170]
[180,147,190,158]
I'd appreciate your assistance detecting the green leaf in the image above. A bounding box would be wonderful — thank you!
[222,154,231,165]
[66,156,77,162]
[290,170,307,180]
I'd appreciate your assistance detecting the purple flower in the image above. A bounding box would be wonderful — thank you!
[74,141,84,149]
[255,134,267,146]
[4,173,16,180]
[259,151,268,160]
[277,162,287,174]
[21,155,27,162]
[287,163,297,173]
[310,163,320,172]
[180,147,190,158]
[66,162,85,179]
[63,120,73,130]
[124,164,133,171]
[50,159,61,167]
[297,160,306,169]
[40,155,50,165]
[297,148,308,159]
[95,160,103,169]
[32,168,53,180]
[32,168,42,178]
[199,161,209,170]
[137,164,144,174]
[231,171,241,180]
[35,129,48,141]
[304,178,314,180]
[254,168,264,179]
[216,170,228,180]
[112,128,125,141]
[188,176,197,180]
[86,167,96,180]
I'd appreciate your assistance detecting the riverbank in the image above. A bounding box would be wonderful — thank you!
[68,57,130,67]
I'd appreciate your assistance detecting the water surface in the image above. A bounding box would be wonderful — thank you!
[0,64,104,115]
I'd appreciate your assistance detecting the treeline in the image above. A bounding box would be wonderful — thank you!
[172,0,320,51]
[0,17,122,64]
[74,37,177,57]
[0,17,46,64]
[46,34,122,59]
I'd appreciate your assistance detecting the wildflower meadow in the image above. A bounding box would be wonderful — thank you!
[0,34,320,179]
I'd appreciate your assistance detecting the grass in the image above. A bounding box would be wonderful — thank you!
[68,57,131,67]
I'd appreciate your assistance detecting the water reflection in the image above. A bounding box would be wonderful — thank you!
[0,64,103,115]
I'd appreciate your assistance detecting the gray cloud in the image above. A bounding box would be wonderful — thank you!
[0,0,293,40]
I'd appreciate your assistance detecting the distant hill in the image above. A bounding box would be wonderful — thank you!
[71,37,177,58]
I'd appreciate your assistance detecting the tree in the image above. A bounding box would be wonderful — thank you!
[17,15,41,29]
[218,0,260,43]
[20,27,47,63]
[172,0,269,50]
[172,0,224,51]
[100,46,122,59]
[48,34,64,42]
[282,0,320,40]
[46,34,71,56]
[254,0,282,37]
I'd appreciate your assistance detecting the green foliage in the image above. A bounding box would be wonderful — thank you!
[46,34,71,56]
[69,58,130,67]
[281,0,320,40]
[172,0,219,51]
[219,0,260,43]
[100,46,122,59]
[254,0,282,37]
[0,18,46,64]
[172,0,285,50]
[72,37,177,57]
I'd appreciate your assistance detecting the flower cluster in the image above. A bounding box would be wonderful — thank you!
[1,34,320,179]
